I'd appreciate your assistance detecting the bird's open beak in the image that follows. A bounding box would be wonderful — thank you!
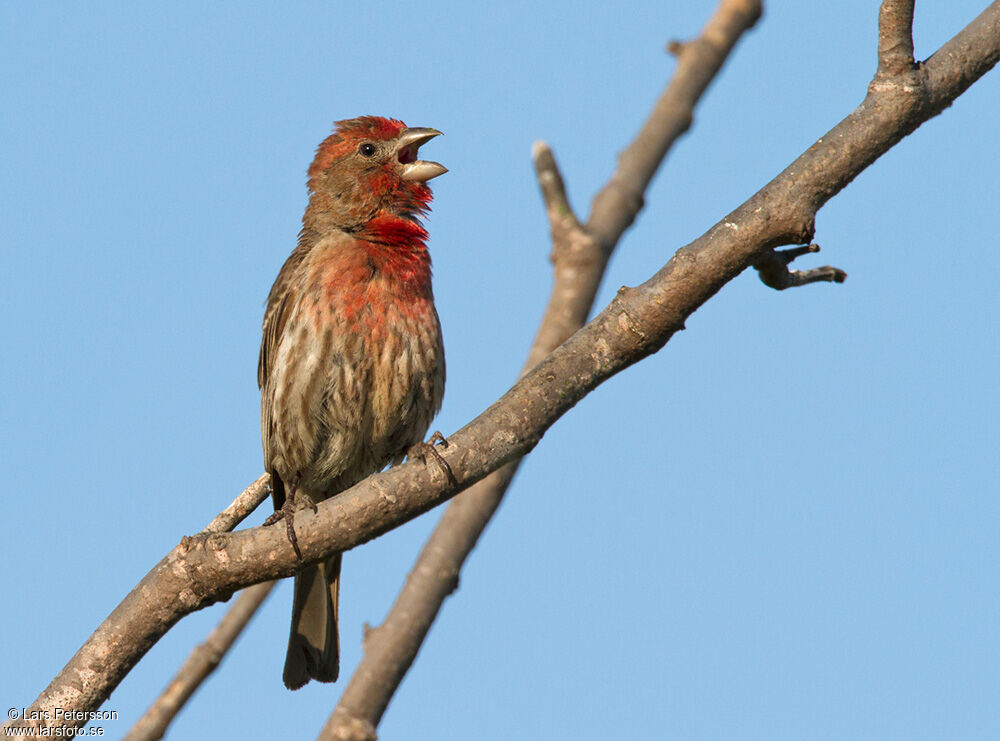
[397,127,447,182]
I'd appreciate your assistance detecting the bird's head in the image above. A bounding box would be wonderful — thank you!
[306,116,446,230]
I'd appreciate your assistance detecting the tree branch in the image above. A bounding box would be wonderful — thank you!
[322,1,764,738]
[752,244,847,289]
[586,0,765,254]
[8,0,999,733]
[106,480,273,741]
[877,0,916,80]
[122,581,276,741]
[204,474,270,534]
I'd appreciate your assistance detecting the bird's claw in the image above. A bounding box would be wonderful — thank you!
[409,431,457,486]
[264,494,308,560]
[299,491,318,514]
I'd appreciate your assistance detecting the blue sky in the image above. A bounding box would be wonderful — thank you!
[2,1,998,738]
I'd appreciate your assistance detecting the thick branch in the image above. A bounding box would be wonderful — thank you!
[322,1,764,738]
[8,0,999,732]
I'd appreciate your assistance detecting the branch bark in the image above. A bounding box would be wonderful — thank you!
[877,0,916,80]
[8,0,999,733]
[111,479,274,740]
[122,582,276,741]
[204,474,270,534]
[322,1,764,738]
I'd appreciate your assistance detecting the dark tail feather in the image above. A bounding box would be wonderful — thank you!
[283,552,341,689]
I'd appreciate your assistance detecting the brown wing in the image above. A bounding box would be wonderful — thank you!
[259,239,312,390]
[260,238,316,510]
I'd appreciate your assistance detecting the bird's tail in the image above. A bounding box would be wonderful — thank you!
[283,551,341,689]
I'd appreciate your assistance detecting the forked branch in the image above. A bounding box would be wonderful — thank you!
[322,1,765,738]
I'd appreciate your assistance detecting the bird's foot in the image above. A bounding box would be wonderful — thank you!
[263,488,316,560]
[408,431,457,486]
[298,490,318,514]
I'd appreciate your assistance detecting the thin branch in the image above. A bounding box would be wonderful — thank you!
[532,140,599,310]
[121,474,272,740]
[8,0,999,732]
[322,1,764,738]
[753,244,847,289]
[203,473,270,534]
[586,0,764,254]
[533,140,576,223]
[877,0,916,79]
[122,582,276,741]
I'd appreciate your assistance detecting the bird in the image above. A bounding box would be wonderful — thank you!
[258,116,447,689]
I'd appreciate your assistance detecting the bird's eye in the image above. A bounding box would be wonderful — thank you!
[359,142,377,157]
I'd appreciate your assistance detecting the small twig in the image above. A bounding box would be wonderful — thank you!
[753,244,847,290]
[203,473,270,534]
[122,582,276,741]
[877,0,916,79]
[532,141,596,273]
[532,140,573,216]
[666,39,686,56]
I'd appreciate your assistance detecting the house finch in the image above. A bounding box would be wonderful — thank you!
[258,116,447,689]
